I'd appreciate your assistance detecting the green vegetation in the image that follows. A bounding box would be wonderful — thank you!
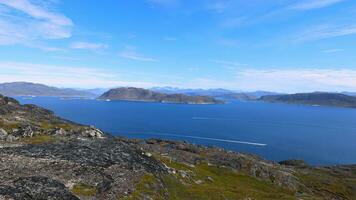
[0,119,22,132]
[40,121,75,131]
[296,168,356,200]
[121,174,166,200]
[124,155,297,200]
[71,183,98,197]
[21,134,58,144]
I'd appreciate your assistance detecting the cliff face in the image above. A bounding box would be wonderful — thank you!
[99,87,223,104]
[260,92,356,108]
[0,94,355,200]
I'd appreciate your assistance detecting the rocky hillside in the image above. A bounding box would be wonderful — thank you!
[99,87,223,104]
[260,92,356,108]
[0,94,355,200]
[0,82,95,97]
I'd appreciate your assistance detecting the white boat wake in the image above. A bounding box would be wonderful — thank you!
[136,132,267,146]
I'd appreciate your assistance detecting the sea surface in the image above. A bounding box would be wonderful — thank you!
[16,97,356,165]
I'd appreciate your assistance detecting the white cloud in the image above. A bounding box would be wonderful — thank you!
[291,0,345,10]
[119,46,158,62]
[1,62,356,92]
[296,24,356,41]
[70,42,108,50]
[0,0,73,45]
[0,61,158,88]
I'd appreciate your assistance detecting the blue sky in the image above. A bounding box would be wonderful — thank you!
[0,0,356,92]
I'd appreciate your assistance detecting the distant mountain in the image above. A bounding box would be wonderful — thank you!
[99,87,223,104]
[151,87,282,100]
[0,82,95,97]
[217,93,258,100]
[260,92,356,108]
[82,88,108,96]
[151,87,234,96]
[341,92,356,97]
[248,91,283,98]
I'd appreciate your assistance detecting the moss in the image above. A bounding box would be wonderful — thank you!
[160,163,296,200]
[0,120,22,132]
[296,168,356,200]
[40,121,75,131]
[21,135,57,145]
[120,174,165,200]
[71,183,98,197]
[125,156,297,200]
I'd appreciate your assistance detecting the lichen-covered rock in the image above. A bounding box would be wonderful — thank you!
[0,176,80,200]
[0,128,7,140]
[52,128,68,136]
[13,126,34,138]
[81,126,105,138]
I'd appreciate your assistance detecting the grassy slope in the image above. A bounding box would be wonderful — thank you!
[122,157,297,200]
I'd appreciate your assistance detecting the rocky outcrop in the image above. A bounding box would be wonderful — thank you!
[0,94,106,141]
[0,176,79,200]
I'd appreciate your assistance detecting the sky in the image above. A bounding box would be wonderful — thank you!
[0,0,356,92]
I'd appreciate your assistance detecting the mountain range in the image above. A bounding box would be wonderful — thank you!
[151,87,281,100]
[0,82,95,97]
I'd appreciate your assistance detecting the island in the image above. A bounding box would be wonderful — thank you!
[98,87,224,104]
[0,93,355,199]
[259,92,356,108]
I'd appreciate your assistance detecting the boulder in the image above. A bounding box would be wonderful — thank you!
[0,128,7,140]
[13,126,34,138]
[81,127,105,138]
[53,128,68,136]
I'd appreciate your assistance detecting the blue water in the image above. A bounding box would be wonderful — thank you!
[16,97,356,165]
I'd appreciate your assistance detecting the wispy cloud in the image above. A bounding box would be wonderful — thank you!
[146,0,180,7]
[221,17,246,28]
[119,46,158,62]
[206,1,230,13]
[170,68,356,92]
[70,42,108,50]
[0,61,158,88]
[233,68,356,92]
[164,37,177,41]
[323,48,344,53]
[217,38,239,46]
[291,0,345,10]
[296,24,356,41]
[211,59,247,71]
[0,0,72,45]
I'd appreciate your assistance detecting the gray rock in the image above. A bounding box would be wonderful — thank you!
[13,126,34,138]
[13,176,79,200]
[0,128,7,140]
[81,127,105,138]
[53,128,67,136]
